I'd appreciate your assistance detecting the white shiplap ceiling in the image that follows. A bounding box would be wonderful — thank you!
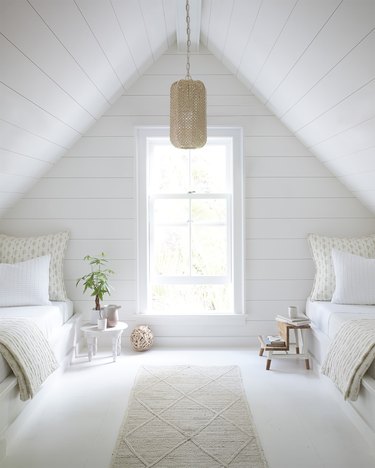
[0,0,375,216]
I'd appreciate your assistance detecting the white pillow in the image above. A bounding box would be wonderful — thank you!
[331,249,375,305]
[0,255,51,307]
[308,233,375,301]
[0,231,69,301]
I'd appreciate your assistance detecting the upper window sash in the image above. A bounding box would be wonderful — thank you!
[149,193,232,280]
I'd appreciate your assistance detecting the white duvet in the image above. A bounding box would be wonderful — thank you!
[306,300,375,340]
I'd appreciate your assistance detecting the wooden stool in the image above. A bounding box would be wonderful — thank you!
[258,321,310,370]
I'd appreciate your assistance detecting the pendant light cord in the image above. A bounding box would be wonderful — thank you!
[185,0,191,79]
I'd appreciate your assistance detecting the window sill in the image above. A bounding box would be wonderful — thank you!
[128,313,246,324]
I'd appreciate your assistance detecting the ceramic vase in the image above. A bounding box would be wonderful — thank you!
[104,304,121,328]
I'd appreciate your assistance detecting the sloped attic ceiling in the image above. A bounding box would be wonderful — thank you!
[1,0,374,216]
[202,0,375,211]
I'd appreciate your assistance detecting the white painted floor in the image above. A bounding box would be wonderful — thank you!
[2,346,375,468]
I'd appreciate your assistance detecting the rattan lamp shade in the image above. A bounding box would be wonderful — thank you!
[170,79,207,149]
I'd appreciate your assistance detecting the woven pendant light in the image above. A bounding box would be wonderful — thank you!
[170,0,207,149]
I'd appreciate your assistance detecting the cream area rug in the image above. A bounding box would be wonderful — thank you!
[111,365,268,468]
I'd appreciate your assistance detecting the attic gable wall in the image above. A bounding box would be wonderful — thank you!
[1,46,375,340]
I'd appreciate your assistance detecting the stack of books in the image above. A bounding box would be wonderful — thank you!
[276,314,310,326]
[264,335,286,347]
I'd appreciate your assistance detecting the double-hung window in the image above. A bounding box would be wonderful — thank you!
[138,127,243,315]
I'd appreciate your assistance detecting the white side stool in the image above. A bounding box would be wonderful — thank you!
[80,322,128,362]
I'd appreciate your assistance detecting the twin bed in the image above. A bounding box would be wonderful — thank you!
[305,299,375,439]
[304,234,375,438]
[0,300,77,446]
[0,232,78,459]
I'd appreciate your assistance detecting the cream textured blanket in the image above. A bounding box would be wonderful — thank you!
[321,319,375,401]
[0,318,58,401]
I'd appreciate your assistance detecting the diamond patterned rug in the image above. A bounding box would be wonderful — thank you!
[111,365,268,468]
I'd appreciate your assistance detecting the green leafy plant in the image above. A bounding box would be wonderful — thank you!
[76,253,114,316]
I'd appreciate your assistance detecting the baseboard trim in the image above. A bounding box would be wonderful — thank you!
[78,333,259,350]
[152,336,258,347]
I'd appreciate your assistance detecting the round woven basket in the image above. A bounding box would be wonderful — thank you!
[130,325,153,352]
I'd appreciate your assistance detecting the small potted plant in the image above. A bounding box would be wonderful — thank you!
[76,252,114,327]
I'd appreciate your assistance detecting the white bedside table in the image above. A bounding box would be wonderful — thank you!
[80,322,128,362]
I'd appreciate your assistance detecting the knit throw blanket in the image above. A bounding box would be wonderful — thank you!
[321,319,375,401]
[0,318,58,401]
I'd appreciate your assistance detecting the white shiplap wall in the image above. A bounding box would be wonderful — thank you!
[1,46,375,343]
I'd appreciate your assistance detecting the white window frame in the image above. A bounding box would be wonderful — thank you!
[137,127,244,315]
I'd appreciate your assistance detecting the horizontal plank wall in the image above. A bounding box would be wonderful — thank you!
[1,46,375,344]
